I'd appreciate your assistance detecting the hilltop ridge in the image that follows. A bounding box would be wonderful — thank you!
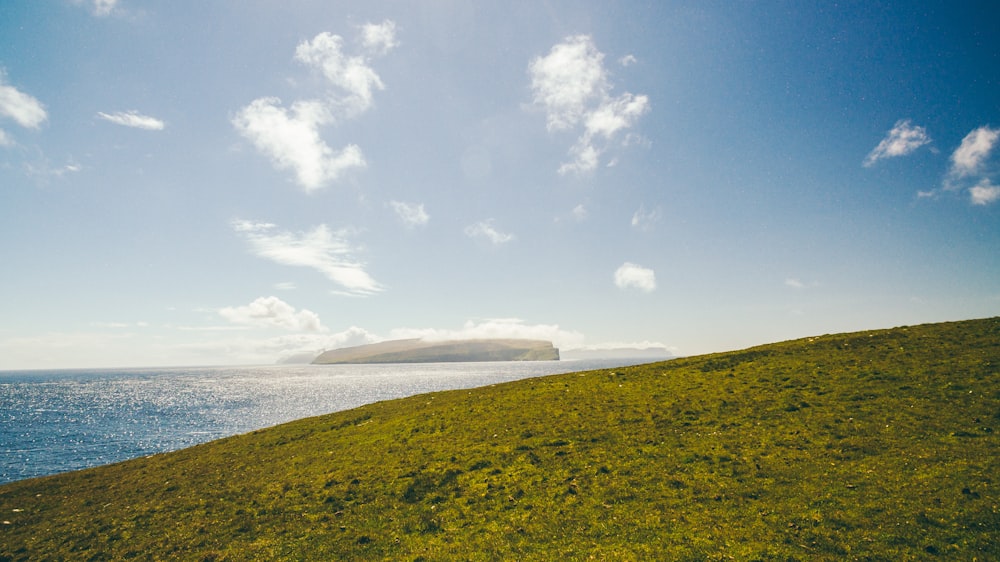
[1,318,997,559]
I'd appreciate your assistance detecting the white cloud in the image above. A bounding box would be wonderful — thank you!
[0,128,11,147]
[949,126,999,180]
[620,54,637,67]
[390,200,429,228]
[294,28,392,117]
[390,318,586,350]
[631,203,661,231]
[465,219,514,245]
[219,296,326,332]
[232,219,383,296]
[529,35,606,132]
[584,92,650,139]
[170,326,381,366]
[93,0,118,16]
[558,139,600,175]
[235,23,395,190]
[970,178,1000,206]
[863,119,931,167]
[360,20,399,56]
[614,262,656,292]
[275,281,297,290]
[529,35,650,175]
[23,159,81,181]
[97,110,165,130]
[232,97,365,191]
[0,72,47,129]
[571,203,588,221]
[785,278,804,289]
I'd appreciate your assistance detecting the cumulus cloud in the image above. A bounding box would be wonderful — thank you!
[390,318,586,350]
[97,110,165,130]
[390,200,429,228]
[294,31,391,117]
[572,203,588,221]
[529,35,649,175]
[232,97,365,191]
[948,126,999,180]
[219,296,326,332]
[863,119,931,167]
[937,125,1000,205]
[360,20,399,56]
[614,262,656,292]
[0,72,47,130]
[465,219,514,245]
[232,219,383,296]
[970,179,1000,206]
[529,35,606,132]
[93,0,118,16]
[234,22,395,191]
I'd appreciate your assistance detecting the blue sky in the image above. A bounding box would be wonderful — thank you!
[1,1,998,369]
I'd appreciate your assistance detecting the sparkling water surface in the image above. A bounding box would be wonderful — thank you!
[0,359,640,484]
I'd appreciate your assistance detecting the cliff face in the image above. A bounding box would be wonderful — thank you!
[312,339,559,364]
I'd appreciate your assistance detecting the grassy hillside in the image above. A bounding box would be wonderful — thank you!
[312,338,559,364]
[1,318,998,560]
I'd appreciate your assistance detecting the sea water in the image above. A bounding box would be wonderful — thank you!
[0,359,639,484]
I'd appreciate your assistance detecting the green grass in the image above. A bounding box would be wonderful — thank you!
[2,318,998,560]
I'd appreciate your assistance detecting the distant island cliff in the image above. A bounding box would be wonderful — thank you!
[312,339,559,364]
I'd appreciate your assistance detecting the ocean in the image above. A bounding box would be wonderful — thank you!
[0,359,641,484]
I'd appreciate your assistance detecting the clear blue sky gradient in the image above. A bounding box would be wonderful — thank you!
[1,1,998,368]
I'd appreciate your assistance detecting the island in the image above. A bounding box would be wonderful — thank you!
[311,338,559,364]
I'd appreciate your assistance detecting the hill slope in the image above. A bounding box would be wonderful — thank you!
[1,318,998,560]
[312,338,559,364]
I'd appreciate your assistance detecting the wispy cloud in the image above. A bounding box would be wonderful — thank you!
[390,200,429,228]
[631,203,661,231]
[529,35,649,175]
[23,158,81,181]
[93,0,118,16]
[785,278,805,289]
[219,296,326,332]
[390,318,586,350]
[465,219,514,245]
[234,22,396,191]
[863,119,930,167]
[179,326,380,365]
[0,71,47,132]
[232,219,383,296]
[97,110,165,130]
[614,262,656,292]
[71,0,119,17]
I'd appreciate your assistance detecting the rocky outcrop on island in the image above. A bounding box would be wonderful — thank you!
[311,338,559,364]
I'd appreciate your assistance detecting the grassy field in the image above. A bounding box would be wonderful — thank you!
[1,318,998,560]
